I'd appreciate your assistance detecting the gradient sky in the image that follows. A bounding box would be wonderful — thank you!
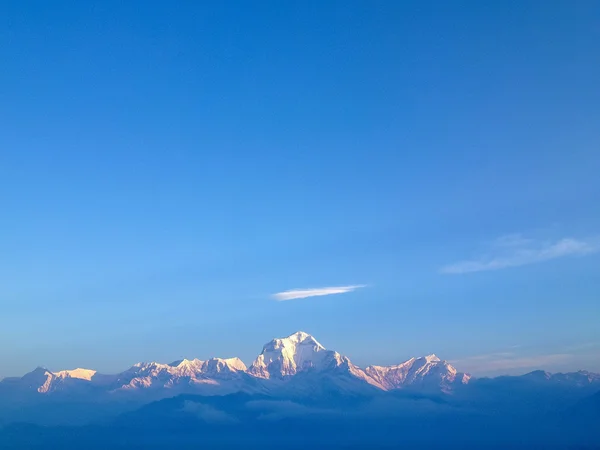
[1,1,599,379]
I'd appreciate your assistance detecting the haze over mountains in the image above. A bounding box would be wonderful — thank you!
[1,332,599,448]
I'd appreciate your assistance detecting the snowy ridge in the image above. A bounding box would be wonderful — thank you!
[0,332,474,396]
[244,332,470,393]
[115,357,249,391]
[54,368,97,381]
[1,356,249,395]
[366,354,471,392]
[0,367,95,393]
[2,332,599,399]
[522,369,600,386]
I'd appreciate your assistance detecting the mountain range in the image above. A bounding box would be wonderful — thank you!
[0,331,473,398]
[1,332,600,448]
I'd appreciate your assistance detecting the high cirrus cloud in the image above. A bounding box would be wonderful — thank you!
[450,352,574,375]
[441,235,599,275]
[272,285,366,301]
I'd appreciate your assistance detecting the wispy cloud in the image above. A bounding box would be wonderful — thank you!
[451,340,600,375]
[451,352,574,375]
[441,234,599,274]
[561,341,600,352]
[272,285,366,301]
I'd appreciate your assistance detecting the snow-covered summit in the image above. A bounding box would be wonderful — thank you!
[281,331,325,348]
[0,366,97,393]
[248,331,334,379]
[202,357,247,374]
[424,354,441,363]
[247,331,387,392]
[54,368,97,381]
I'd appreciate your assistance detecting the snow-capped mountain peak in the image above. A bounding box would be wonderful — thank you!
[2,366,99,393]
[202,357,247,374]
[248,331,332,379]
[54,368,97,381]
[423,354,440,363]
[282,331,325,349]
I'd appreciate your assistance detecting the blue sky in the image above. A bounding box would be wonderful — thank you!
[1,1,599,379]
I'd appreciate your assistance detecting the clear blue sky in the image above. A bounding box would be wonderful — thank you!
[1,1,599,379]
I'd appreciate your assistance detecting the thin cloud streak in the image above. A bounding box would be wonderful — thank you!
[272,285,366,301]
[441,235,599,274]
[451,352,574,375]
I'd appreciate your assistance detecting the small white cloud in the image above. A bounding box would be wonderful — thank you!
[272,285,366,301]
[441,235,599,275]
